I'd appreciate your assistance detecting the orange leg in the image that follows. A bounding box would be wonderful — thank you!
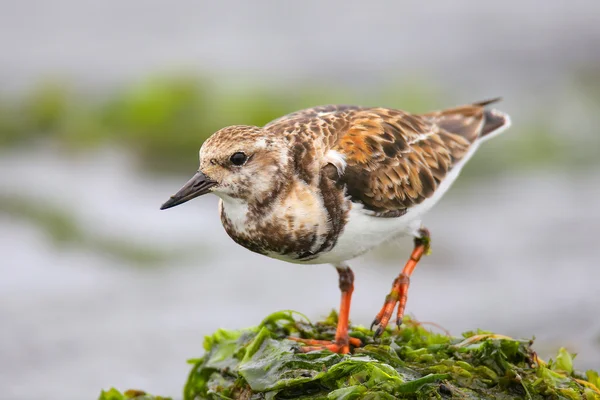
[290,264,361,353]
[371,228,431,337]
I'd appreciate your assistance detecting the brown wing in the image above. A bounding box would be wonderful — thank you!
[264,101,508,215]
[333,100,510,214]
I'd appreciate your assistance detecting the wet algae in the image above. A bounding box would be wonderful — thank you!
[99,311,600,399]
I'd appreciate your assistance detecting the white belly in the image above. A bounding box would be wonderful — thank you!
[306,143,480,265]
[305,204,420,264]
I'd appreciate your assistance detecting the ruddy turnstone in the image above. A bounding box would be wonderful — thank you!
[161,99,511,354]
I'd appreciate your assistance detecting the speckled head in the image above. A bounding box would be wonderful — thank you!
[160,125,290,210]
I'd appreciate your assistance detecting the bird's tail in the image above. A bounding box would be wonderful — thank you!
[473,98,512,142]
[423,97,512,143]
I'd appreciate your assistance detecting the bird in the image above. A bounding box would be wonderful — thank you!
[160,98,511,354]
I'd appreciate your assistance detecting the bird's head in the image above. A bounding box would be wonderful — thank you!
[160,125,289,210]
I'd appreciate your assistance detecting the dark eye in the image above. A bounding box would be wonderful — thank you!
[230,152,247,166]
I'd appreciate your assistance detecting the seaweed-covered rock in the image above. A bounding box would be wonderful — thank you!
[101,311,600,399]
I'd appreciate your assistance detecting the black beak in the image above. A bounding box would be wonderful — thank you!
[160,171,217,210]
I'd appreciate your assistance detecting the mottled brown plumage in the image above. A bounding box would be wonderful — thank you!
[264,100,501,214]
[161,98,511,354]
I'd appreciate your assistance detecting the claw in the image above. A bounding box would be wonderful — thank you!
[370,318,380,331]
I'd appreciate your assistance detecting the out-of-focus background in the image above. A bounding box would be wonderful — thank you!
[1,1,599,399]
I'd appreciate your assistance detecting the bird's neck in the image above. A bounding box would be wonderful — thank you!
[217,184,283,239]
[218,196,250,229]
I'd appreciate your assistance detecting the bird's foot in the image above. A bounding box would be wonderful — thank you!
[371,228,431,338]
[370,274,408,337]
[287,336,362,354]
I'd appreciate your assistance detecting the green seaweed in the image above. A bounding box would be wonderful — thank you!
[98,388,171,400]
[182,311,600,398]
[99,311,599,399]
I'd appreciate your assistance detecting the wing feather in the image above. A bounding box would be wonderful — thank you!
[332,108,472,213]
[264,101,508,215]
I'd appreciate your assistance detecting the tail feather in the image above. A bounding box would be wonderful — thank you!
[473,97,503,107]
[423,98,511,143]
[480,107,511,141]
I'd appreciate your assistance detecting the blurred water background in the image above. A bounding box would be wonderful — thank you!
[1,1,600,399]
